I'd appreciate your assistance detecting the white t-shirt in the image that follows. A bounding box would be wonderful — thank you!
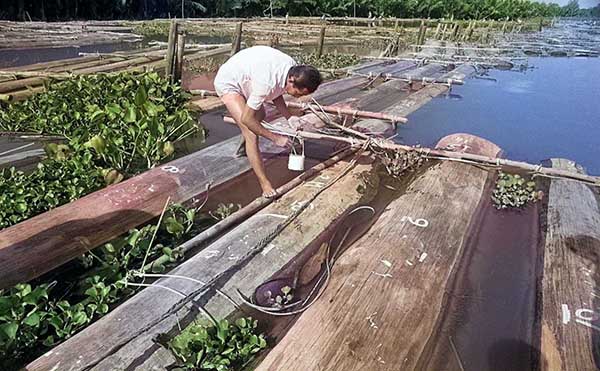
[214,46,296,110]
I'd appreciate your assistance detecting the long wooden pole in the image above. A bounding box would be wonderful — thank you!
[143,146,358,271]
[296,130,600,186]
[222,117,600,186]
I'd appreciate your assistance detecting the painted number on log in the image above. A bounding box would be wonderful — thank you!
[561,304,600,332]
[401,216,429,228]
[162,165,180,173]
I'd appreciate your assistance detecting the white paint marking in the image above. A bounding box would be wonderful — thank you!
[401,216,429,228]
[576,319,600,332]
[161,165,180,173]
[562,304,571,324]
[381,259,392,268]
[261,243,277,256]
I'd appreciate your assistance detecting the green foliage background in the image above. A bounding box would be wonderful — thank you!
[0,0,598,21]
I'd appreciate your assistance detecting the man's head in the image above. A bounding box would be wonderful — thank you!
[286,65,322,97]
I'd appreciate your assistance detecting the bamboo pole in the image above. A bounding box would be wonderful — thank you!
[257,127,600,186]
[165,20,179,83]
[174,32,186,83]
[317,25,326,58]
[143,146,358,271]
[231,22,243,57]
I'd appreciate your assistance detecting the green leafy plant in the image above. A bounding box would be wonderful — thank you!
[491,171,543,210]
[294,52,360,70]
[168,317,267,370]
[0,72,202,230]
[0,154,104,229]
[209,203,241,221]
[0,203,196,368]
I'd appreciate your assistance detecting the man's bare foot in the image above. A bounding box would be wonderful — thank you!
[261,183,279,199]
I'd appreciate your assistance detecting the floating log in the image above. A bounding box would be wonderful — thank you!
[539,158,600,370]
[256,133,501,370]
[0,136,286,289]
[419,160,541,370]
[285,101,408,123]
[27,149,377,371]
[348,71,464,86]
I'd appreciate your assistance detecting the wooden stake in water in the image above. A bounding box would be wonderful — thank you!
[452,23,460,41]
[175,32,186,83]
[165,20,179,83]
[317,26,326,58]
[231,22,243,57]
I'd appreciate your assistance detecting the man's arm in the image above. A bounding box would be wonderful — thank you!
[272,95,292,119]
[241,105,279,142]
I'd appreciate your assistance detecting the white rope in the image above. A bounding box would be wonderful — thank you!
[133,272,242,310]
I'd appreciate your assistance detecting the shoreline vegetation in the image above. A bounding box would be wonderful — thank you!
[0,0,598,22]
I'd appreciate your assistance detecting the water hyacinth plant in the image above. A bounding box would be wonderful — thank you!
[0,72,203,229]
[491,172,543,210]
[168,317,267,370]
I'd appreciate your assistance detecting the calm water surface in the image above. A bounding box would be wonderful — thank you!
[401,57,600,175]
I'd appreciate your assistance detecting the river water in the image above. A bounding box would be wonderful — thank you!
[401,56,600,175]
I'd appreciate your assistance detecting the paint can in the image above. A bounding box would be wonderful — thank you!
[288,137,305,171]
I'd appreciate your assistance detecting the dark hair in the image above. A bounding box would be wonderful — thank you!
[288,65,322,93]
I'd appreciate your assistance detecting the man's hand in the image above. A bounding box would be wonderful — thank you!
[288,116,305,131]
[272,134,292,148]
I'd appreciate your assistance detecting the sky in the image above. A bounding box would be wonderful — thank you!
[539,0,599,8]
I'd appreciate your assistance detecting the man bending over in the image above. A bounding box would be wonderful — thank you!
[214,46,322,198]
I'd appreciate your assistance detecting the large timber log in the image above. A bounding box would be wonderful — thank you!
[27,152,379,371]
[256,133,501,370]
[0,136,285,289]
[539,158,600,370]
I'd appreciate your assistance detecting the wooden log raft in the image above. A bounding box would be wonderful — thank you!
[539,158,600,370]
[256,133,501,370]
[0,136,285,289]
[27,152,379,371]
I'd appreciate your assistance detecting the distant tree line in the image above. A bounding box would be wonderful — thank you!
[0,0,598,21]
